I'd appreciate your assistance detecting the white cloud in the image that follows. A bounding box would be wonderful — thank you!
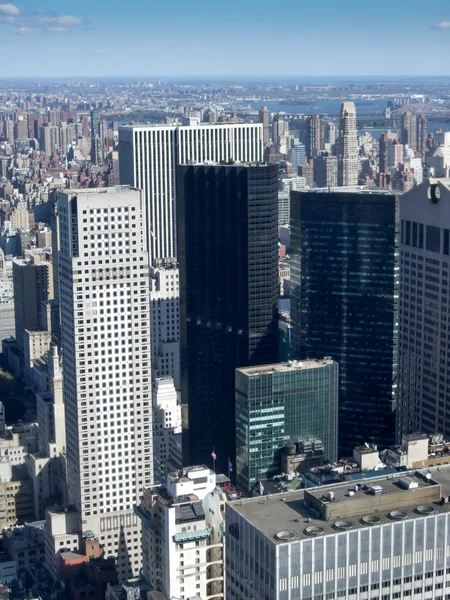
[0,4,20,16]
[18,26,32,33]
[437,21,450,29]
[45,26,68,31]
[40,15,81,26]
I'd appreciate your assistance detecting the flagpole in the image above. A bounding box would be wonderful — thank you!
[213,446,216,474]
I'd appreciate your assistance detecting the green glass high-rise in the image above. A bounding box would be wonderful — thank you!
[235,359,338,494]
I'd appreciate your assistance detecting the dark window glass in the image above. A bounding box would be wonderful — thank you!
[406,220,411,245]
[426,225,441,253]
[419,223,424,249]
[444,229,449,256]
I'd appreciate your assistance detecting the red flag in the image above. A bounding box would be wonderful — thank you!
[211,450,217,460]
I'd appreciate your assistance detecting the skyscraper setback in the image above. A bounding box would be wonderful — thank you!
[290,189,399,455]
[177,163,279,473]
[57,186,151,579]
[119,122,264,263]
[337,101,359,186]
[119,122,264,394]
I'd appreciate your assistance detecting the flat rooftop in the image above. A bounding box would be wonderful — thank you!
[237,358,335,376]
[230,466,450,544]
[297,186,398,195]
[60,185,138,195]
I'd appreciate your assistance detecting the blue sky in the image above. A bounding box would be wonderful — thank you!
[3,0,450,77]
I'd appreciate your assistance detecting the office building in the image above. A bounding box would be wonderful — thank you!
[137,465,228,600]
[401,111,418,151]
[177,163,279,473]
[288,143,306,172]
[337,102,359,186]
[119,121,263,391]
[13,254,53,353]
[39,124,53,155]
[150,258,180,387]
[226,465,450,600]
[324,121,337,146]
[259,106,270,145]
[290,189,399,455]
[119,121,263,264]
[152,376,182,484]
[313,154,338,188]
[272,115,289,148]
[235,358,338,494]
[299,162,314,188]
[305,114,322,158]
[278,191,290,225]
[280,176,307,194]
[417,115,427,151]
[397,179,450,441]
[57,186,151,580]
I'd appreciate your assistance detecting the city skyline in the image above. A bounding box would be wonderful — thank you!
[2,0,450,77]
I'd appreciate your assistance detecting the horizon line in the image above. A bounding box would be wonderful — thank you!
[2,74,450,79]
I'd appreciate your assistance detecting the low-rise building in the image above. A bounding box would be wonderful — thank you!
[136,465,230,600]
[3,521,46,580]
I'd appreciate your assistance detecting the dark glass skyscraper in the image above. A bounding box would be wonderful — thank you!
[177,163,279,472]
[290,190,399,455]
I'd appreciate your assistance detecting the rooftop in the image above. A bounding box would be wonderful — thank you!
[59,185,140,196]
[230,466,450,544]
[47,505,78,516]
[295,186,399,195]
[237,358,335,376]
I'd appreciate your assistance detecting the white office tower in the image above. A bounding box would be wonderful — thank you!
[397,179,450,441]
[152,376,182,484]
[150,258,180,388]
[119,122,263,264]
[137,466,227,600]
[57,186,151,580]
[337,102,359,186]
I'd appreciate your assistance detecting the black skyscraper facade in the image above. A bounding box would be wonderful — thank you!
[290,190,399,455]
[177,163,279,472]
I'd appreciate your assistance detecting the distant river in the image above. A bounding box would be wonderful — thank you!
[248,100,449,134]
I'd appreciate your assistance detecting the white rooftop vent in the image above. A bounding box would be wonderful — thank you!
[275,531,297,542]
[415,505,436,515]
[361,515,382,526]
[398,477,419,490]
[334,520,354,531]
[304,526,325,537]
[389,510,409,520]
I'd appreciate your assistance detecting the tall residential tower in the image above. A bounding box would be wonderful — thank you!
[337,102,359,186]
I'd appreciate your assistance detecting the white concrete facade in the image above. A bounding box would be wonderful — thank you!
[119,122,263,264]
[57,186,152,580]
[138,466,225,600]
[150,259,180,387]
[152,376,182,484]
